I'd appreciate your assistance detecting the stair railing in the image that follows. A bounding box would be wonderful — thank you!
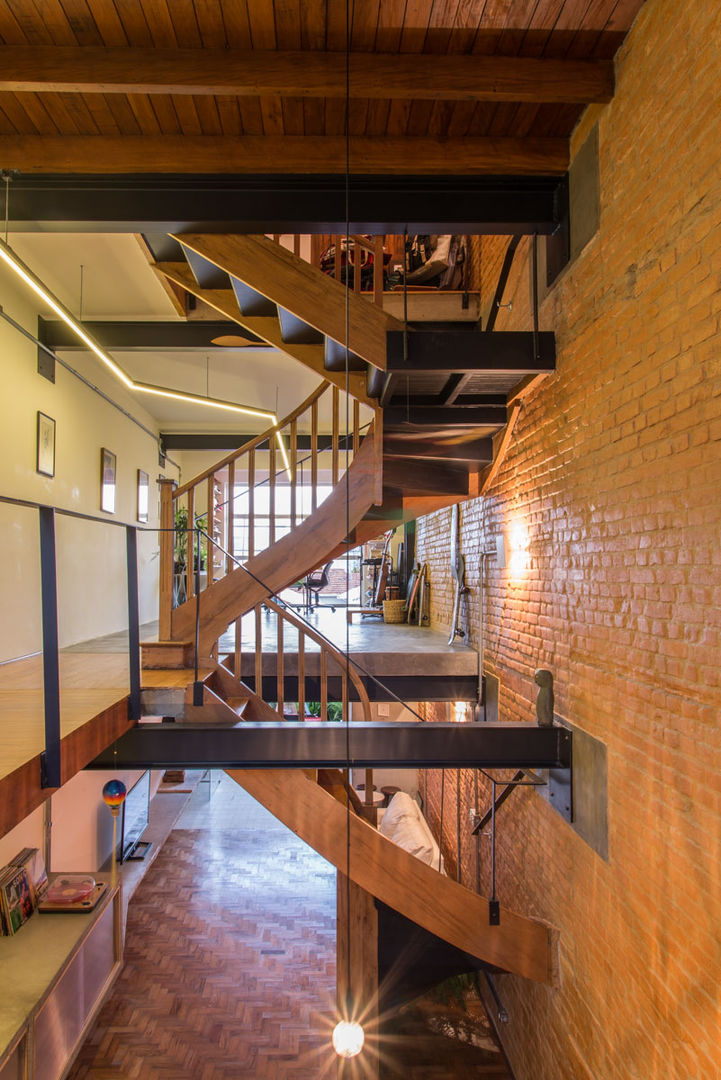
[272,233,401,308]
[159,379,364,637]
[233,596,373,726]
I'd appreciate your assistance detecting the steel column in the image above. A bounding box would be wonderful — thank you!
[38,507,61,787]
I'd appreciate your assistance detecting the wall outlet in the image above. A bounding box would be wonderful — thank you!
[377,702,390,717]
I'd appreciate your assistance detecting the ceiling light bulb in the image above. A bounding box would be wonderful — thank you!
[332,1020,364,1059]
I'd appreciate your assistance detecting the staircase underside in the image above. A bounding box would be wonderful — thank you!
[227,768,554,984]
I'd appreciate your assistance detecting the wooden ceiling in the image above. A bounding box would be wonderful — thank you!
[0,0,646,175]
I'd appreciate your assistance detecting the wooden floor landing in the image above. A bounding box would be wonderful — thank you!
[0,651,211,841]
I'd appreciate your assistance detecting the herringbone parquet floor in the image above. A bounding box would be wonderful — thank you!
[67,774,510,1079]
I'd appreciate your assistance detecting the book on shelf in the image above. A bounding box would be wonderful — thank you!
[10,847,48,906]
[0,865,34,935]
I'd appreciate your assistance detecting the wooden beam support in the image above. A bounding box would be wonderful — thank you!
[0,135,569,176]
[0,47,613,104]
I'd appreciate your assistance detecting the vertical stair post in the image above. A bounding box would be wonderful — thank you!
[158,478,176,640]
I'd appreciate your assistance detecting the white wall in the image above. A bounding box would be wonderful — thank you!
[0,263,180,661]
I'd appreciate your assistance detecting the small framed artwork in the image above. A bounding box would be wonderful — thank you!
[137,469,149,523]
[37,412,55,477]
[100,447,117,513]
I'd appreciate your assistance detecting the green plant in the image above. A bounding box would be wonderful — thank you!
[300,700,344,722]
[174,507,208,571]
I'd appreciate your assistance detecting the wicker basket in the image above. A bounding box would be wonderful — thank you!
[383,599,406,624]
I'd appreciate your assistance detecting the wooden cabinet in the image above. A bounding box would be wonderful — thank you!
[0,882,121,1080]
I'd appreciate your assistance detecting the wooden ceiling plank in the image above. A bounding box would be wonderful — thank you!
[171,93,203,135]
[11,3,55,44]
[0,133,570,173]
[324,0,346,52]
[282,95,305,136]
[423,0,463,53]
[101,92,142,134]
[157,0,199,47]
[374,0,406,52]
[36,91,87,134]
[348,96,370,137]
[83,0,129,46]
[138,0,178,47]
[444,98,477,137]
[364,98,391,137]
[299,0,327,50]
[446,0,489,54]
[0,1,29,45]
[246,0,276,49]
[193,0,228,48]
[405,98,436,137]
[471,0,510,55]
[146,92,181,134]
[399,0,435,53]
[494,0,539,57]
[0,99,19,133]
[114,0,153,47]
[31,0,78,45]
[273,0,302,50]
[259,95,285,135]
[518,0,566,58]
[0,47,614,103]
[222,0,252,48]
[126,91,162,134]
[0,92,43,135]
[82,92,121,134]
[350,0,381,52]
[385,98,413,137]
[192,93,223,135]
[323,96,347,136]
[302,96,325,137]
[235,96,264,136]
[57,0,105,45]
[215,94,243,136]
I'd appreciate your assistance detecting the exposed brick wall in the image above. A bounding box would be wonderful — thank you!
[416,0,721,1077]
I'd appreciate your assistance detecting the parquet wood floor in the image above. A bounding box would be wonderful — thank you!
[67,777,510,1079]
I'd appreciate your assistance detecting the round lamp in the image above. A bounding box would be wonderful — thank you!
[332,1020,364,1059]
[102,779,127,888]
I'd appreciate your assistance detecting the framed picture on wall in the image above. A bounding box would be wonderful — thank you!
[36,412,55,477]
[137,469,149,523]
[100,447,116,513]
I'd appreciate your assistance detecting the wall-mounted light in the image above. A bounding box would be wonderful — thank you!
[332,1019,364,1059]
[0,237,292,474]
[452,701,469,723]
[508,521,530,575]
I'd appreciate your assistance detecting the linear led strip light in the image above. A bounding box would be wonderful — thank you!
[0,237,291,475]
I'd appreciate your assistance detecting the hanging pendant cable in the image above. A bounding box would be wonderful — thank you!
[344,0,353,1024]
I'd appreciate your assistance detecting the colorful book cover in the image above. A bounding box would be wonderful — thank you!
[0,866,33,935]
[10,847,48,906]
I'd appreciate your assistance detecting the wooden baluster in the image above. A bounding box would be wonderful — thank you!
[365,768,374,809]
[293,234,301,257]
[186,487,195,602]
[248,448,255,558]
[290,418,298,530]
[272,233,280,245]
[334,234,342,281]
[234,614,242,680]
[374,235,384,306]
[297,632,306,721]
[269,437,276,545]
[354,237,361,295]
[342,667,349,729]
[311,398,318,512]
[353,399,360,455]
[227,460,235,573]
[158,479,176,638]
[207,475,215,582]
[255,604,263,702]
[373,407,384,507]
[320,649,328,722]
[276,614,284,716]
[332,386,340,485]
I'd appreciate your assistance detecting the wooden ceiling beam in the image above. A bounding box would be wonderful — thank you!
[0,135,568,175]
[0,47,613,104]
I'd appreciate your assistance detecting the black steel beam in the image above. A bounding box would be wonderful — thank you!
[387,330,556,373]
[384,405,507,427]
[7,173,567,234]
[39,317,262,349]
[87,721,571,770]
[38,507,61,788]
[241,674,479,703]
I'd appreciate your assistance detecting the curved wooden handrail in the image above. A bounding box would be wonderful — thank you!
[262,597,372,724]
[174,379,330,499]
[227,768,554,984]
